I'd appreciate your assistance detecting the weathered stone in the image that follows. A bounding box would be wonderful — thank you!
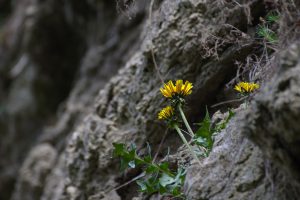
[12,144,57,200]
[1,0,300,200]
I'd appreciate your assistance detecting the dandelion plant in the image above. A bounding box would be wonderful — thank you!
[112,79,234,199]
[158,80,202,165]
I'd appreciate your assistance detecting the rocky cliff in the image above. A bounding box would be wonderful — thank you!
[1,0,300,199]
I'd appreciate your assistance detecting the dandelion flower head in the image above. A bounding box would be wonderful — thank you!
[158,106,174,120]
[234,82,260,93]
[160,80,193,98]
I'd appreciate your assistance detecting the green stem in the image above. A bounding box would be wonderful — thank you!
[174,124,202,166]
[135,156,174,177]
[178,104,195,137]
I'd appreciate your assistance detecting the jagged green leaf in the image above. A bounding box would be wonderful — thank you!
[195,108,211,138]
[194,108,214,154]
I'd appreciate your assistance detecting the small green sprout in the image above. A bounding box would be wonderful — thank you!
[266,11,280,23]
[257,25,278,44]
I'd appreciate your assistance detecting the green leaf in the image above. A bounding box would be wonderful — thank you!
[113,142,139,171]
[174,167,186,186]
[120,159,127,171]
[257,25,278,43]
[113,143,125,156]
[144,176,159,194]
[172,187,181,196]
[194,108,214,153]
[228,109,235,119]
[159,162,169,171]
[195,108,211,138]
[128,160,136,168]
[194,137,209,148]
[136,180,147,192]
[128,149,136,159]
[266,11,280,23]
[159,184,167,194]
[159,173,175,187]
[145,165,158,174]
[129,143,137,151]
[144,155,152,163]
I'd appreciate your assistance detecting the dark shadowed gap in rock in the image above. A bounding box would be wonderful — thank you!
[115,168,143,200]
[188,44,259,124]
[0,0,11,22]
[187,2,275,127]
[27,10,86,117]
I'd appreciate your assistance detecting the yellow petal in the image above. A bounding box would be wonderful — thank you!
[160,88,171,98]
[183,81,193,95]
[234,85,242,92]
[169,81,176,93]
[176,80,183,94]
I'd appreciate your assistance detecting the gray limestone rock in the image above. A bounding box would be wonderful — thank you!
[0,0,300,200]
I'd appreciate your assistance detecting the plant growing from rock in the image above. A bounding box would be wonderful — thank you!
[257,11,280,45]
[257,25,278,44]
[234,81,260,107]
[113,142,186,198]
[112,80,234,199]
[159,80,202,165]
[266,11,280,23]
[193,108,234,156]
[234,81,260,95]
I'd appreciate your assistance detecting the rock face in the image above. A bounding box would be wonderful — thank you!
[1,0,300,199]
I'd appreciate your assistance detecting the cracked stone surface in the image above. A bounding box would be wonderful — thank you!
[0,0,300,199]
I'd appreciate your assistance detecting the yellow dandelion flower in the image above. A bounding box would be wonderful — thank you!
[160,80,193,98]
[158,106,174,120]
[234,82,260,93]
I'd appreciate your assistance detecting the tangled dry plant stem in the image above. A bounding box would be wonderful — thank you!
[211,96,248,108]
[109,172,146,193]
